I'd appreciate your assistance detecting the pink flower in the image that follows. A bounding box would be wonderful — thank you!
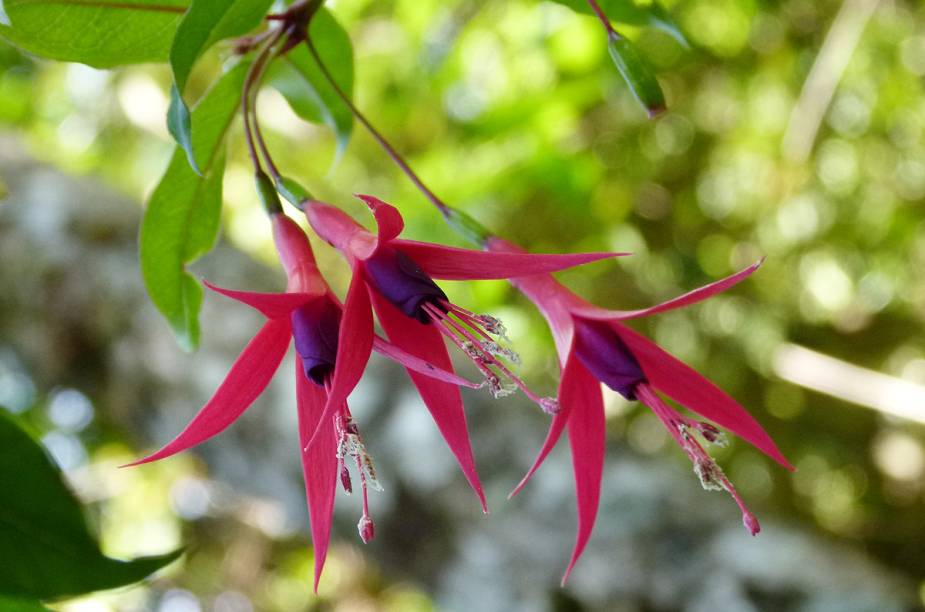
[126,212,478,590]
[487,237,793,584]
[303,195,626,512]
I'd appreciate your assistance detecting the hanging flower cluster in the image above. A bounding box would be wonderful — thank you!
[123,0,793,591]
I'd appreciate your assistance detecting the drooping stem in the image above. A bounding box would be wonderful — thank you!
[242,29,285,173]
[304,38,452,218]
[585,0,620,38]
[249,32,286,181]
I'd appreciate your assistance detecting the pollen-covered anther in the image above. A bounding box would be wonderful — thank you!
[339,462,352,494]
[697,422,729,447]
[487,375,517,399]
[473,313,510,341]
[482,341,522,365]
[693,457,727,492]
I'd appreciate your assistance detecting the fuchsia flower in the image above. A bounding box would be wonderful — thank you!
[302,195,625,511]
[487,237,794,584]
[126,212,479,590]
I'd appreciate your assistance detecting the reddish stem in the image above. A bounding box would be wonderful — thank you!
[304,38,452,219]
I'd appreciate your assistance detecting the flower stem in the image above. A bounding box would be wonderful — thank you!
[242,30,284,173]
[304,37,495,247]
[585,0,619,37]
[304,39,451,214]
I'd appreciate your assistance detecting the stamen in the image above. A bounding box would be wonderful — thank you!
[333,411,353,494]
[486,374,517,398]
[339,462,352,494]
[441,301,511,342]
[697,422,729,447]
[422,302,558,413]
[636,383,760,535]
[482,341,522,365]
[332,407,381,544]
[355,451,375,544]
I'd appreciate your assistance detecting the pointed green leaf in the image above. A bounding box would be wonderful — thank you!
[168,0,273,171]
[549,0,687,47]
[0,411,181,599]
[0,0,188,67]
[608,33,665,118]
[140,61,250,351]
[167,84,199,175]
[0,595,51,611]
[270,8,353,156]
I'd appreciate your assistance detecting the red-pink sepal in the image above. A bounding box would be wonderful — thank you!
[393,239,626,281]
[122,318,292,467]
[613,322,793,470]
[370,287,488,512]
[304,201,377,261]
[509,343,581,499]
[561,354,605,585]
[355,194,404,243]
[203,281,318,319]
[295,361,338,592]
[484,237,578,357]
[271,213,329,294]
[304,271,374,451]
[203,282,479,388]
[569,259,764,321]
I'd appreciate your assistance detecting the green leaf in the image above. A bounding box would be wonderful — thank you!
[168,0,273,172]
[140,60,249,351]
[0,411,181,600]
[271,8,353,156]
[0,0,189,67]
[548,0,687,47]
[168,84,198,175]
[607,33,665,118]
[0,595,52,611]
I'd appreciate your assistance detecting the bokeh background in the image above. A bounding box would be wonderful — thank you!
[1,0,925,610]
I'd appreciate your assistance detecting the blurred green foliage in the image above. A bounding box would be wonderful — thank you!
[0,0,924,609]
